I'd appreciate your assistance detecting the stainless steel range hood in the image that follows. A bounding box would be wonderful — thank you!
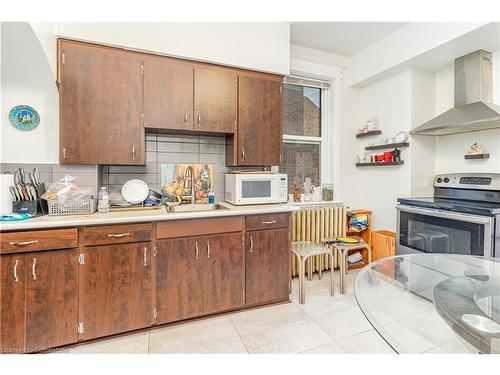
[411,50,500,136]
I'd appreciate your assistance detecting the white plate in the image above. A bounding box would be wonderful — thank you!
[121,179,149,204]
[393,131,409,143]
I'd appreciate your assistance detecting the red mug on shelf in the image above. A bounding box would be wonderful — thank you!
[383,151,393,163]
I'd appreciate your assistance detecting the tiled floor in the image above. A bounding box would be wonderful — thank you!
[64,269,474,354]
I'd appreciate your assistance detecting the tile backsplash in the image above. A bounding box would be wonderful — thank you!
[101,133,230,201]
[1,133,233,202]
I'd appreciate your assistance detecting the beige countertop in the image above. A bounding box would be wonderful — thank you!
[0,202,301,231]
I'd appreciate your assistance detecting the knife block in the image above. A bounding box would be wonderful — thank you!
[12,183,48,216]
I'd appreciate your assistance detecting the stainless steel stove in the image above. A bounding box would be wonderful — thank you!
[397,173,500,258]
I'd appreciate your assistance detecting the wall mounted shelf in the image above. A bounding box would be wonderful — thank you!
[356,161,404,167]
[365,142,409,151]
[356,130,381,138]
[464,153,490,160]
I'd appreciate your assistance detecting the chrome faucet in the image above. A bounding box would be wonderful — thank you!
[183,165,196,204]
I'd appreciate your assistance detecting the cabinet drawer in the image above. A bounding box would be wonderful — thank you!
[246,213,290,231]
[83,223,152,246]
[0,228,78,254]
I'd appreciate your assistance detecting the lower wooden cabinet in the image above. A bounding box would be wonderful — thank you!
[156,232,244,323]
[80,243,153,340]
[156,238,203,324]
[1,254,26,353]
[1,249,78,353]
[245,228,290,305]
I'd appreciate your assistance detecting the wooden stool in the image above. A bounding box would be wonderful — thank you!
[291,241,335,304]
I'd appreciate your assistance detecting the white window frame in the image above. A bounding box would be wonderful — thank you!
[283,58,342,198]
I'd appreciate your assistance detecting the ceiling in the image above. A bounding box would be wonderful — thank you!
[290,22,408,57]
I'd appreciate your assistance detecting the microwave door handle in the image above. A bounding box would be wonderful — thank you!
[397,204,493,225]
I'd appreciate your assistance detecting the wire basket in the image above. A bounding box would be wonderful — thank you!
[48,198,96,216]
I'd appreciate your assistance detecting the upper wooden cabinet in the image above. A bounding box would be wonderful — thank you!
[58,39,145,165]
[234,74,283,166]
[194,67,238,134]
[143,56,194,131]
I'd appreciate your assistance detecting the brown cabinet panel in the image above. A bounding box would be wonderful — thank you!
[83,223,153,246]
[156,216,244,239]
[238,74,283,166]
[144,56,194,131]
[1,255,25,353]
[245,228,290,305]
[58,39,144,165]
[25,250,78,352]
[156,238,203,323]
[194,67,237,134]
[245,213,290,231]
[1,228,78,254]
[201,233,244,314]
[81,243,153,340]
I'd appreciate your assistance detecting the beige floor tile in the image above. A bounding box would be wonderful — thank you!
[435,338,477,354]
[312,306,373,341]
[366,292,433,321]
[292,290,358,317]
[299,341,346,354]
[149,316,239,353]
[241,318,332,354]
[337,330,396,354]
[150,335,247,354]
[67,332,149,354]
[231,302,307,336]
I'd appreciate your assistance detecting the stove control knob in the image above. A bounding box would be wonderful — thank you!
[443,177,450,183]
[437,178,443,183]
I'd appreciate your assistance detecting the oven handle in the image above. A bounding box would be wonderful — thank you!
[396,204,492,225]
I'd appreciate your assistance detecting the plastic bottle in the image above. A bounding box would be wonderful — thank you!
[97,187,109,214]
[208,192,215,204]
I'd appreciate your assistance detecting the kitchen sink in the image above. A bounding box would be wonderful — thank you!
[167,203,230,213]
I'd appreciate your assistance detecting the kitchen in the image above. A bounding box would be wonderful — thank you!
[1,2,500,371]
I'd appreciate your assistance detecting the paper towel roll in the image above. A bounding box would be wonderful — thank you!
[1,174,15,215]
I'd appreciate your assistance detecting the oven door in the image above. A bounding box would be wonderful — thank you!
[397,204,493,257]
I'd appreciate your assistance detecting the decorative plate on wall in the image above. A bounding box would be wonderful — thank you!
[8,105,40,130]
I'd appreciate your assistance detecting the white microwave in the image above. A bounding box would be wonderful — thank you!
[225,173,288,205]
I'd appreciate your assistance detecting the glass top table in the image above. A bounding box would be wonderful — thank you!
[354,254,500,354]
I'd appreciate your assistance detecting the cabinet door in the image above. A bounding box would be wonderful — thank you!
[25,250,78,352]
[194,67,237,133]
[201,233,244,314]
[156,238,203,324]
[1,255,25,353]
[238,74,283,166]
[81,243,153,340]
[143,57,194,131]
[59,40,144,165]
[245,228,290,305]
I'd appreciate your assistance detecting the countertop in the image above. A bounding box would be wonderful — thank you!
[0,202,301,231]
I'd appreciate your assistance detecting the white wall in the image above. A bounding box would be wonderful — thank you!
[356,70,413,230]
[33,22,291,78]
[1,22,59,163]
[434,51,500,174]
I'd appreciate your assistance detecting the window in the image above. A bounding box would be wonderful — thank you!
[281,76,329,193]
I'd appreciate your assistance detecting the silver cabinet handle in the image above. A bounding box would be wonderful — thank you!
[197,114,201,126]
[207,241,211,258]
[9,240,38,247]
[184,113,188,123]
[107,232,130,238]
[13,260,19,282]
[241,147,245,161]
[132,145,136,161]
[63,148,67,159]
[32,258,37,281]
[261,220,277,225]
[143,247,147,267]
[250,236,254,253]
[195,241,199,260]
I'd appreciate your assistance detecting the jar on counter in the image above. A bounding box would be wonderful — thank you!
[321,183,334,201]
